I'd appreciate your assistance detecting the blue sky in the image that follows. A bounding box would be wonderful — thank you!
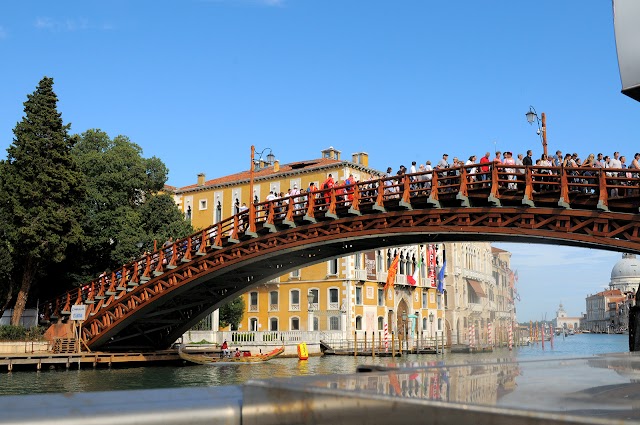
[0,1,635,321]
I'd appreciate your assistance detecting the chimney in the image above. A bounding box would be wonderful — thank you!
[273,160,280,172]
[351,152,369,167]
[197,173,205,186]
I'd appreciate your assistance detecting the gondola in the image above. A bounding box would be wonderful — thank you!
[179,345,285,365]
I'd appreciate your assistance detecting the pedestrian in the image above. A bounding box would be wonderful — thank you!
[221,340,229,357]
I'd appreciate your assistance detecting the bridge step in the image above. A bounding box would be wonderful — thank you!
[52,338,78,354]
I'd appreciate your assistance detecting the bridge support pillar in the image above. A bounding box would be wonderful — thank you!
[455,193,470,207]
[630,305,640,351]
[521,197,534,208]
[488,194,501,207]
[558,198,571,209]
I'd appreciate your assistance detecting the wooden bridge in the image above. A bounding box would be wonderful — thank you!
[41,163,640,351]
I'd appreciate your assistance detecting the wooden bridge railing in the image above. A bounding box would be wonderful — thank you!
[41,162,640,325]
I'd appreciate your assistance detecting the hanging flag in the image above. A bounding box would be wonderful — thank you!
[384,254,400,292]
[407,257,422,286]
[427,245,436,287]
[437,260,446,293]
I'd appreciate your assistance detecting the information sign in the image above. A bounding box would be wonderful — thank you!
[70,305,86,321]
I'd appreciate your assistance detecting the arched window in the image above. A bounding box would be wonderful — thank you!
[269,291,278,311]
[399,252,405,274]
[250,317,258,332]
[378,316,384,330]
[329,288,339,307]
[215,201,222,223]
[308,288,319,310]
[313,317,319,331]
[290,289,300,309]
[291,317,300,331]
[270,317,278,331]
[328,258,338,275]
[249,292,258,312]
[355,316,362,330]
[423,317,428,330]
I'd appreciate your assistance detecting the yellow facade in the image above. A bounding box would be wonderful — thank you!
[171,147,501,343]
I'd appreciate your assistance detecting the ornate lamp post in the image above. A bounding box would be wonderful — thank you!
[248,146,275,234]
[525,106,548,157]
[402,311,408,352]
[429,311,434,340]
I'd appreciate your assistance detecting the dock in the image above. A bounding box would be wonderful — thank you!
[0,350,182,372]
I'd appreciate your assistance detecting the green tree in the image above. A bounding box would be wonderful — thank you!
[58,129,192,285]
[0,77,85,325]
[219,297,245,330]
[0,221,15,319]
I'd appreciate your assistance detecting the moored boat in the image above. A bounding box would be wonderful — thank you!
[179,345,285,365]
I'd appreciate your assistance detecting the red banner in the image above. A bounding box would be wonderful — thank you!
[428,245,436,287]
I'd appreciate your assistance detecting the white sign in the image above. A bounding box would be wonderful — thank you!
[71,305,86,321]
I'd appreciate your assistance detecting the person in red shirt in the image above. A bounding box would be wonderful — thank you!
[345,173,355,203]
[479,152,491,184]
[321,174,335,205]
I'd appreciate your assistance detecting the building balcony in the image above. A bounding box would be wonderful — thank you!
[269,304,278,312]
[354,269,367,281]
[470,303,484,313]
[249,304,258,312]
[290,304,300,311]
[456,267,493,284]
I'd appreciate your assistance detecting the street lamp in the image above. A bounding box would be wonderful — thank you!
[402,311,408,352]
[248,146,275,234]
[525,106,548,157]
[429,312,434,342]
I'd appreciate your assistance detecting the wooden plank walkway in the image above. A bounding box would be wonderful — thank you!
[0,350,181,372]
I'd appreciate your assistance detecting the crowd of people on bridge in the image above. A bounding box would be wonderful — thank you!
[250,149,640,217]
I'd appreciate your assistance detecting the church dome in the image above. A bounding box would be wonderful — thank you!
[611,254,640,280]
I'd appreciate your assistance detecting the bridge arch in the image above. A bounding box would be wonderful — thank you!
[42,163,640,351]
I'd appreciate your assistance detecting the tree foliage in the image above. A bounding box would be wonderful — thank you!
[1,79,194,321]
[219,297,245,330]
[57,129,192,286]
[0,77,85,324]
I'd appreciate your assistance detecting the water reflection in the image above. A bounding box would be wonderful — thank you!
[0,334,628,396]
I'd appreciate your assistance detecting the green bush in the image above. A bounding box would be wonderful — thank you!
[0,325,46,341]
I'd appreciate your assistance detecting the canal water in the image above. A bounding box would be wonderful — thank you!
[0,334,627,396]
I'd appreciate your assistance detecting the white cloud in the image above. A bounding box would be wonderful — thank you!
[34,17,111,32]
[198,0,285,6]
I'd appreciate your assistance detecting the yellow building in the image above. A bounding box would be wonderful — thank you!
[171,147,508,347]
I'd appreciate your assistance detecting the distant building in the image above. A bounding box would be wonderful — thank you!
[553,303,581,330]
[609,253,640,294]
[585,289,625,333]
